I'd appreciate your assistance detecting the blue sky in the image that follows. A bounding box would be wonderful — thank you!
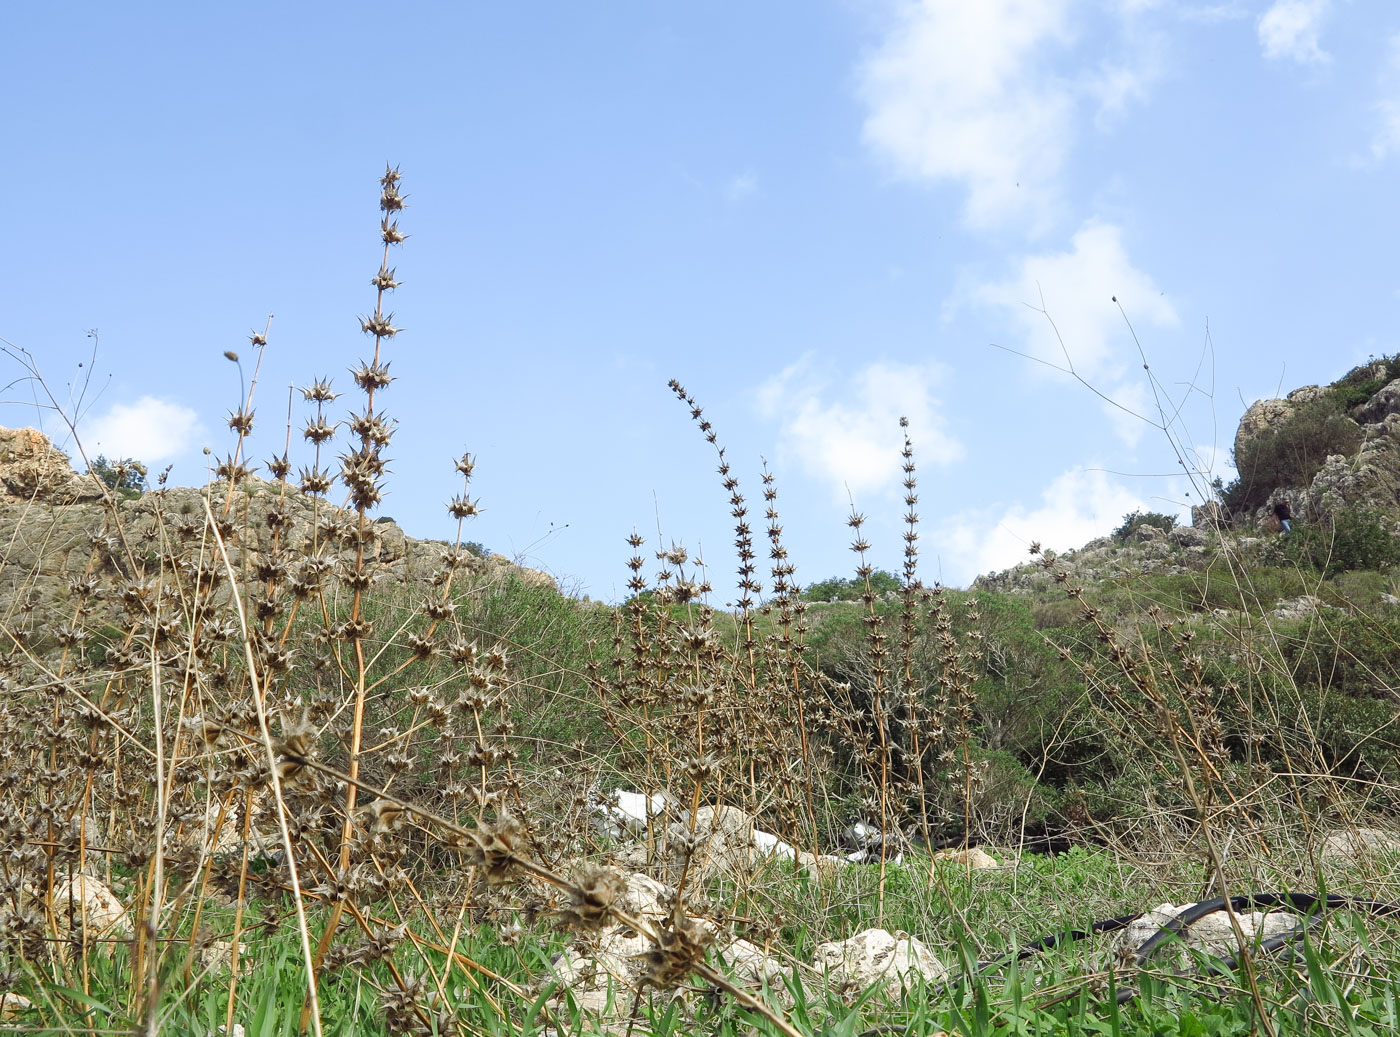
[5,1,1398,602]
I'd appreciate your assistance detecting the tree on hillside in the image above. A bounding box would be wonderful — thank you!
[88,455,147,499]
[800,569,903,602]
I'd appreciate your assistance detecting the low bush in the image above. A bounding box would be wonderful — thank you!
[1262,508,1400,576]
[1113,509,1176,541]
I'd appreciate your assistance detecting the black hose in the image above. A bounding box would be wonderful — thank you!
[853,892,1400,1037]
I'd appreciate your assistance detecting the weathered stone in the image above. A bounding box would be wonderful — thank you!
[1234,397,1294,466]
[931,847,998,870]
[1352,378,1400,425]
[813,928,946,998]
[1117,903,1301,966]
[1286,384,1331,406]
[41,874,131,938]
[545,870,789,1021]
[1319,827,1400,863]
[0,991,32,1017]
[1169,524,1208,548]
[1191,502,1224,529]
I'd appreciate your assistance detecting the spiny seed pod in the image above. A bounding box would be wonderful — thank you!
[556,865,624,931]
[642,908,714,990]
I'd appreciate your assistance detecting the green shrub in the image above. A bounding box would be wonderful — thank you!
[87,454,146,499]
[800,569,902,602]
[1262,509,1400,577]
[1112,509,1176,541]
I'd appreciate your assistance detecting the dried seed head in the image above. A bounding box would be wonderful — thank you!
[458,815,523,885]
[350,359,395,391]
[302,379,340,403]
[555,865,624,931]
[380,217,407,245]
[642,908,714,990]
[275,717,316,784]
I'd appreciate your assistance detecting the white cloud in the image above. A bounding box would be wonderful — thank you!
[725,171,758,202]
[972,221,1178,380]
[757,357,963,502]
[1177,2,1250,23]
[936,467,1153,583]
[1258,0,1332,65]
[82,396,203,464]
[857,0,1076,229]
[1370,35,1400,161]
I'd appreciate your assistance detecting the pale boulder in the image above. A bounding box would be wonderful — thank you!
[813,928,946,998]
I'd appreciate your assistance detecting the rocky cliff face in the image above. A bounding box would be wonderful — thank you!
[0,427,554,634]
[975,360,1400,595]
[1234,361,1400,523]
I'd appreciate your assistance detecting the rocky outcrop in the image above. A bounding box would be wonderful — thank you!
[0,428,106,505]
[1234,397,1296,468]
[973,524,1211,597]
[619,804,844,884]
[1300,414,1400,518]
[545,869,789,1019]
[1351,379,1400,425]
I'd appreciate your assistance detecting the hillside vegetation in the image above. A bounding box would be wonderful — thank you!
[2,170,1400,1035]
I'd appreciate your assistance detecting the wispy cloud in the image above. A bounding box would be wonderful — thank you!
[971,221,1178,380]
[856,1,1171,229]
[725,170,758,202]
[1258,0,1333,65]
[857,0,1076,229]
[1370,35,1400,161]
[935,467,1155,583]
[756,357,963,502]
[81,396,203,464]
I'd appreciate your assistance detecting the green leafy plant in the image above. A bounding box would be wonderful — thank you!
[1113,510,1176,541]
[800,569,902,602]
[1263,508,1400,577]
[87,454,147,499]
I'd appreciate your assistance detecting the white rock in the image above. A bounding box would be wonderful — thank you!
[590,789,670,840]
[752,829,798,862]
[42,874,131,938]
[1118,903,1301,963]
[1320,828,1400,864]
[813,928,947,997]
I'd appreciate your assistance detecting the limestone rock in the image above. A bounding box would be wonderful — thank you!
[1169,525,1209,548]
[0,427,104,503]
[1191,502,1224,529]
[813,928,946,998]
[931,847,998,870]
[1352,378,1400,425]
[0,991,32,1017]
[1301,415,1400,517]
[1117,903,1301,965]
[1270,595,1329,621]
[1234,398,1294,465]
[1287,384,1331,406]
[43,874,131,938]
[546,870,788,1019]
[1319,827,1400,863]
